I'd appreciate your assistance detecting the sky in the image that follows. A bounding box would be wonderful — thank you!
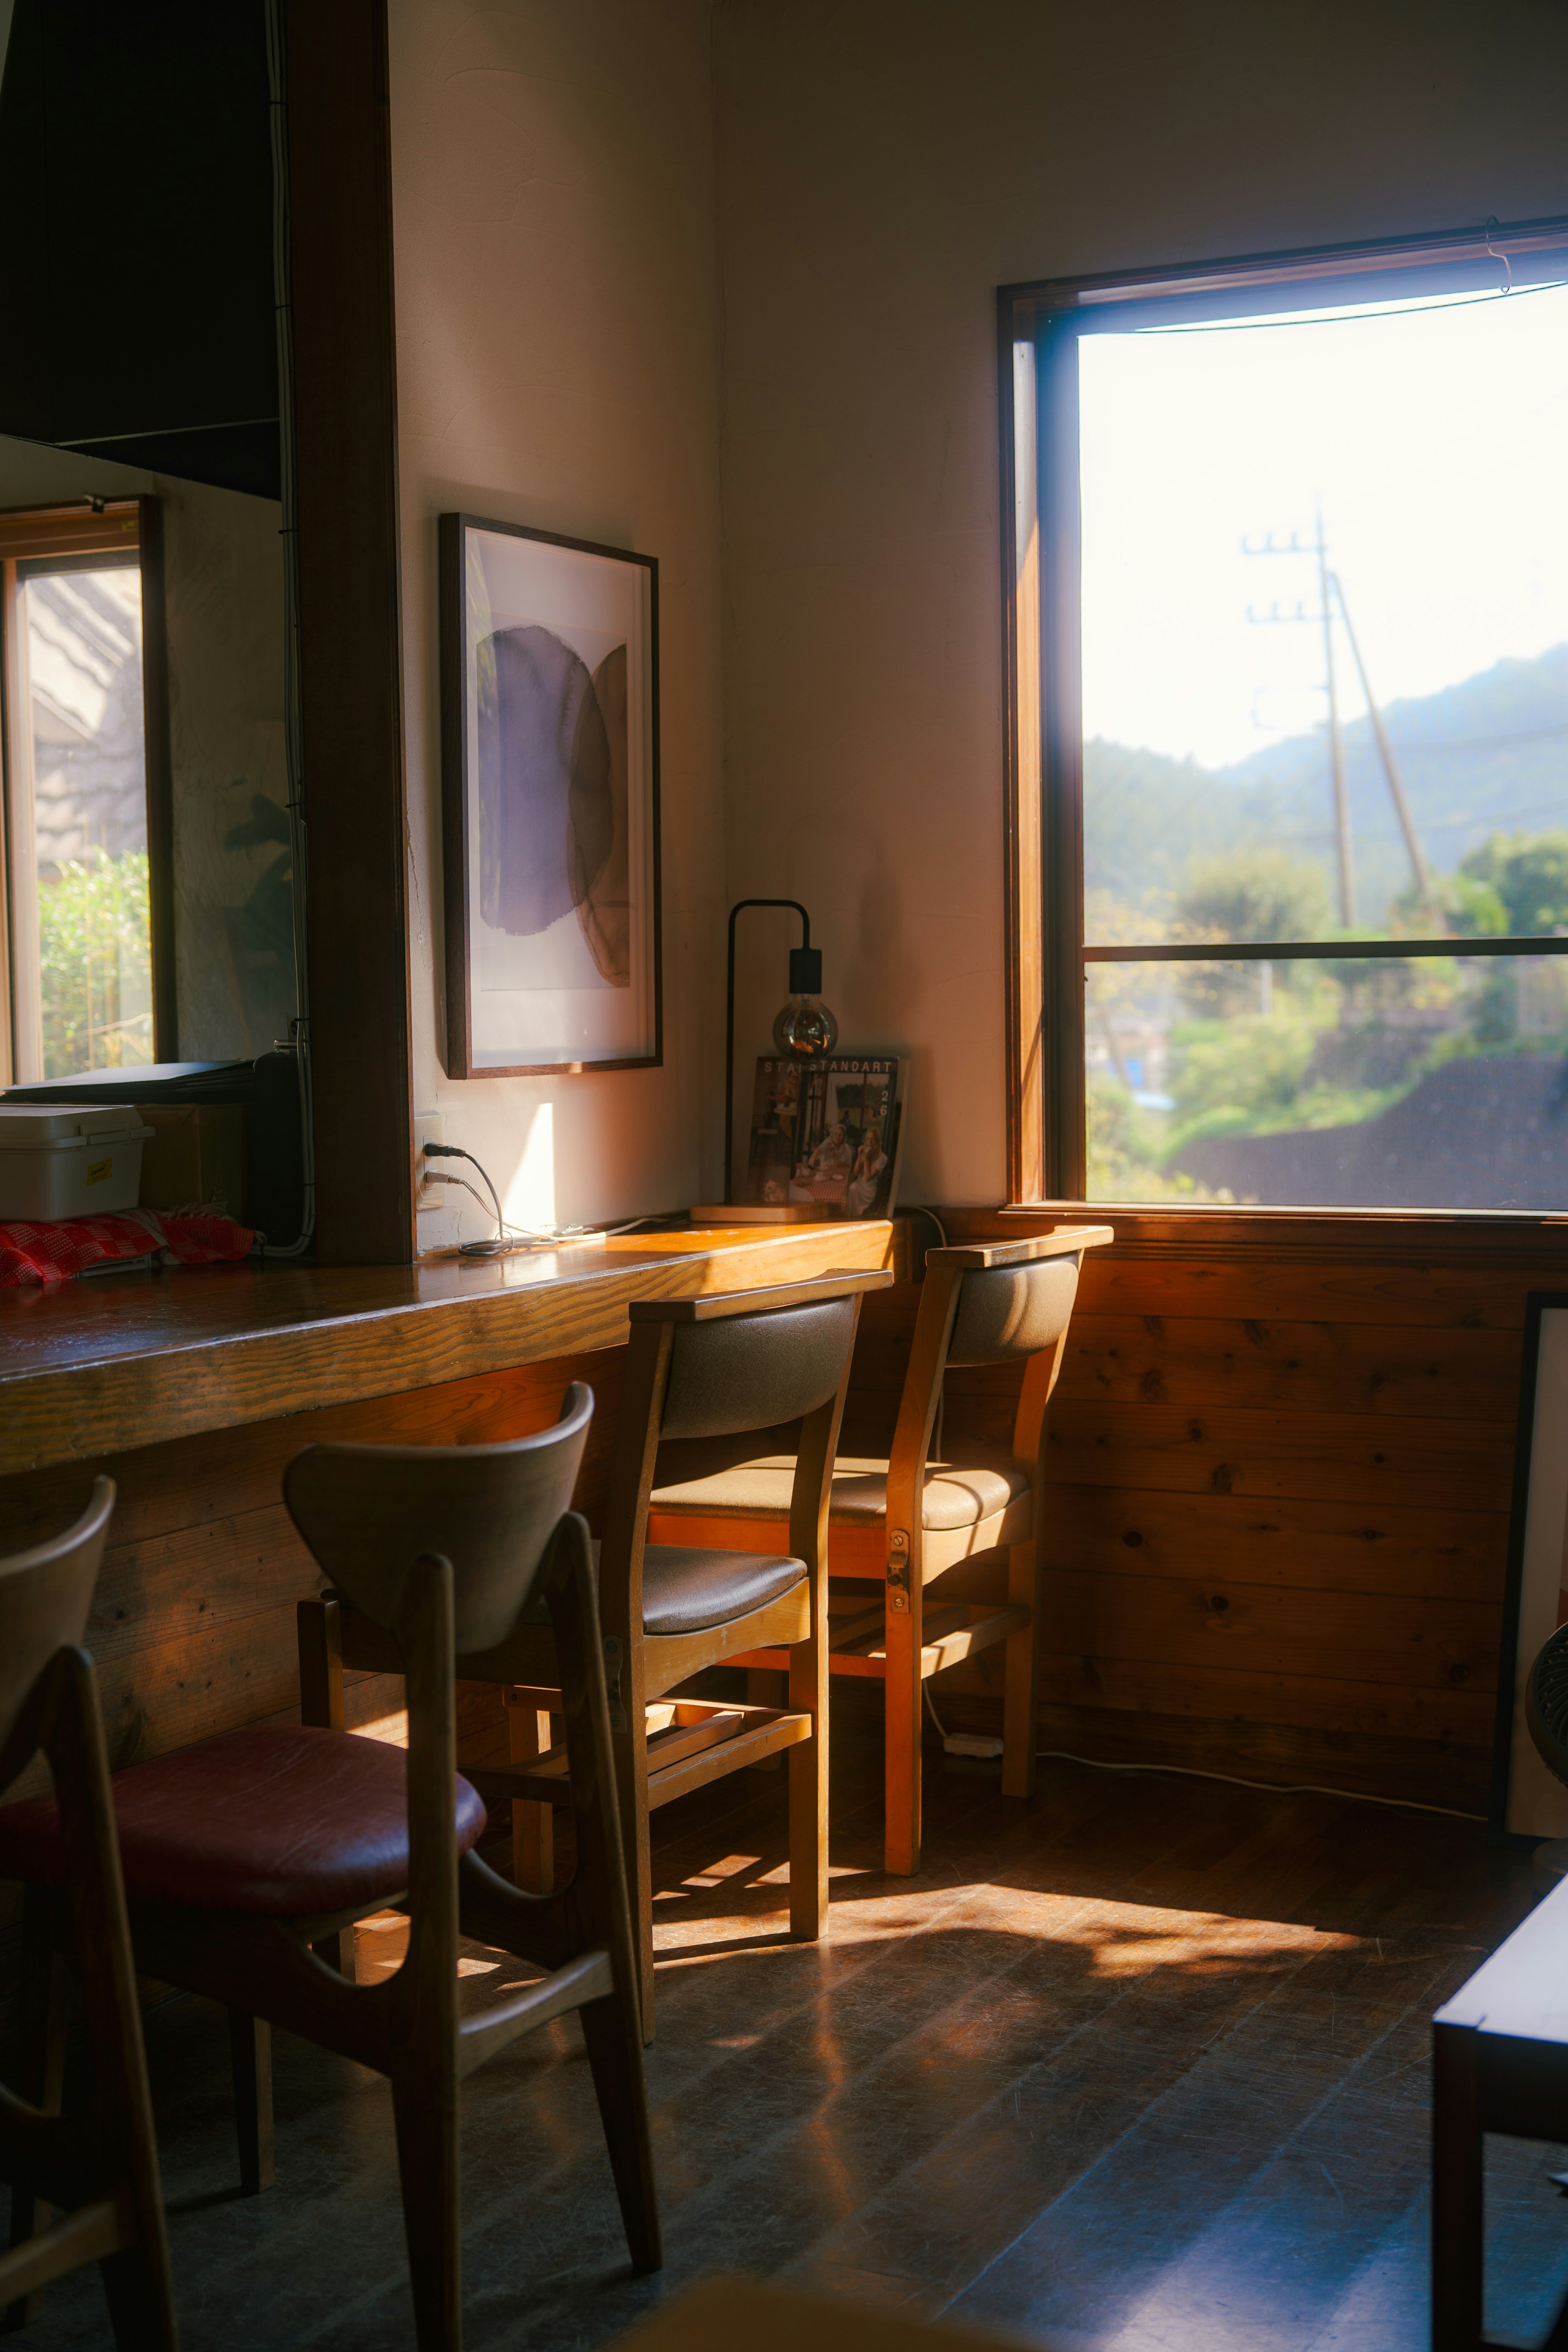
[1078,282,1568,771]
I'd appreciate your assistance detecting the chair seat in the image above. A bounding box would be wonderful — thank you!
[0,1724,488,1918]
[641,1544,806,1636]
[651,1448,1029,1532]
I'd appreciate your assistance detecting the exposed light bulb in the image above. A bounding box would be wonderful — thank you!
[772,946,839,1060]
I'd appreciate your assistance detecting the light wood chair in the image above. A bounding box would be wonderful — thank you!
[3,1391,658,2352]
[647,1229,1113,1876]
[0,1478,178,2349]
[356,1270,891,2034]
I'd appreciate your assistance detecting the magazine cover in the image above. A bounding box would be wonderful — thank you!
[742,1054,906,1219]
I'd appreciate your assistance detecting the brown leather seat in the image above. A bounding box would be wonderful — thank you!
[0,1725,487,1917]
[640,1545,806,1636]
[651,1447,1030,1531]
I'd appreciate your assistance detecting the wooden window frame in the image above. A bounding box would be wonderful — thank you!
[998,212,1568,1215]
[0,495,174,1087]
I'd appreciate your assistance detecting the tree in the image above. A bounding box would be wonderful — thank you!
[1173,847,1330,1016]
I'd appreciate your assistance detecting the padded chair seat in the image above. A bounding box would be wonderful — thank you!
[0,1724,487,1918]
[641,1544,806,1636]
[651,1449,1029,1532]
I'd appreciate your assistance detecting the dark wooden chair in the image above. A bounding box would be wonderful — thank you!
[1,1388,658,2352]
[305,1270,890,2034]
[647,1229,1112,1875]
[0,1478,178,2349]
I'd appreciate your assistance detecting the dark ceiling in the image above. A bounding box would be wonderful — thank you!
[0,0,280,500]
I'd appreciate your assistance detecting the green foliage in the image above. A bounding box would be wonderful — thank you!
[38,851,154,1080]
[1086,1079,1230,1203]
[1171,848,1330,1016]
[1456,829,1568,936]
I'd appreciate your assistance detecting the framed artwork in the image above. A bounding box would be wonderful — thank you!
[438,513,660,1076]
[1492,1292,1568,1844]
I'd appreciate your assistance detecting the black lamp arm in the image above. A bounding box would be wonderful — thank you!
[724,898,811,1206]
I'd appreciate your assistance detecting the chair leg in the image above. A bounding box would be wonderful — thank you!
[746,1669,786,1770]
[1001,1537,1040,1800]
[883,1593,922,1877]
[612,1727,656,2040]
[506,1692,554,1894]
[391,2057,462,2352]
[99,2236,180,2352]
[788,1636,829,1941]
[578,1993,663,2274]
[228,2009,275,2195]
[4,1886,67,2332]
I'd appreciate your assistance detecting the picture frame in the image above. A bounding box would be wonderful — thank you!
[438,512,661,1077]
[1491,1291,1568,1845]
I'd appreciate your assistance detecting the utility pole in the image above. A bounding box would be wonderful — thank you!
[1314,503,1355,927]
[1243,507,1355,927]
[1330,572,1434,911]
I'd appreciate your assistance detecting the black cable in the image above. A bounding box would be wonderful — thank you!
[423,1145,505,1238]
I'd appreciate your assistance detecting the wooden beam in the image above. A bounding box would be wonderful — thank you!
[284,0,412,1263]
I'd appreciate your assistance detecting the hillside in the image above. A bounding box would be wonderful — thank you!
[1086,643,1568,931]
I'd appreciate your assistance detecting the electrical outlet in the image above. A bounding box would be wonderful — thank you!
[414,1113,445,1207]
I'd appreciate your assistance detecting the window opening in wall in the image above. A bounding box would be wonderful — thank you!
[1004,219,1568,1212]
[0,500,167,1087]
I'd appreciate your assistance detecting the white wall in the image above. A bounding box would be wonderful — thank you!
[0,439,287,1065]
[390,0,725,1245]
[712,0,1568,1203]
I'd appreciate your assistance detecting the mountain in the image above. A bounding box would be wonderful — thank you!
[1085,644,1568,928]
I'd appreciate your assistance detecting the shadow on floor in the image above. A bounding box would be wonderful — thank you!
[9,1735,1568,2351]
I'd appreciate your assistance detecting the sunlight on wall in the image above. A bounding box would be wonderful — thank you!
[503,1100,557,1236]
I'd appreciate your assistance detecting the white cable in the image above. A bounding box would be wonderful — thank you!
[1032,1747,1484,1822]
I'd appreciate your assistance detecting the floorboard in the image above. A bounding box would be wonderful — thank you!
[9,1732,1568,2351]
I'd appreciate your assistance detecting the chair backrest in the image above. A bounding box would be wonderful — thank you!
[659,1294,860,1441]
[0,1478,116,1795]
[946,1252,1081,1368]
[283,1383,593,1655]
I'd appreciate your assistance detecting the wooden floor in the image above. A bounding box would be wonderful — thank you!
[14,1731,1568,2352]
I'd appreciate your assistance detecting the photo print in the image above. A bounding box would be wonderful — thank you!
[743,1054,906,1219]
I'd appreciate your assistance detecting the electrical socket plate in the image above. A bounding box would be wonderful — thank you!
[414,1113,444,1207]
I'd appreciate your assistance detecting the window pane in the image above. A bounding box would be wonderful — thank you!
[1087,955,1568,1208]
[1079,289,1568,949]
[25,565,153,1077]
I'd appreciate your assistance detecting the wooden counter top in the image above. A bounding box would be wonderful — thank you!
[0,1221,901,1477]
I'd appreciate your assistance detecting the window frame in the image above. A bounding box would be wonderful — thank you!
[998,212,1568,1209]
[0,494,174,1086]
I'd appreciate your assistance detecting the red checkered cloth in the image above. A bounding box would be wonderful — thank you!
[0,1208,258,1288]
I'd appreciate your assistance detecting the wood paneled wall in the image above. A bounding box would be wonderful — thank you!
[847,1209,1568,1813]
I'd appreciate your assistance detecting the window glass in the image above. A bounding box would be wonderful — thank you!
[1075,280,1568,1205]
[23,561,153,1076]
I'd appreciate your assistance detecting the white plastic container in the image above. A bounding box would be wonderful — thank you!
[0,1104,155,1221]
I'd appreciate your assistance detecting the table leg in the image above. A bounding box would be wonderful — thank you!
[1433,2019,1484,2352]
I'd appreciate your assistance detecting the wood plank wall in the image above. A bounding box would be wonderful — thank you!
[850,1209,1568,1814]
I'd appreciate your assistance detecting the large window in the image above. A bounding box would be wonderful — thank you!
[0,499,170,1085]
[1002,217,1568,1210]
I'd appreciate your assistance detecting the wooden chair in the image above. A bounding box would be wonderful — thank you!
[647,1229,1113,1875]
[316,1270,891,2034]
[1,1389,657,2352]
[0,1478,178,2349]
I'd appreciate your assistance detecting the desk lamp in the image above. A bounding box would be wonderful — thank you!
[724,898,838,1204]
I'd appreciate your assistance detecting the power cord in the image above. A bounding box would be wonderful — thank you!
[421,1144,643,1256]
[920,1684,1484,1822]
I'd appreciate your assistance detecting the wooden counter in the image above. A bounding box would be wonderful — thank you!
[0,1218,902,1951]
[0,1221,901,1477]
